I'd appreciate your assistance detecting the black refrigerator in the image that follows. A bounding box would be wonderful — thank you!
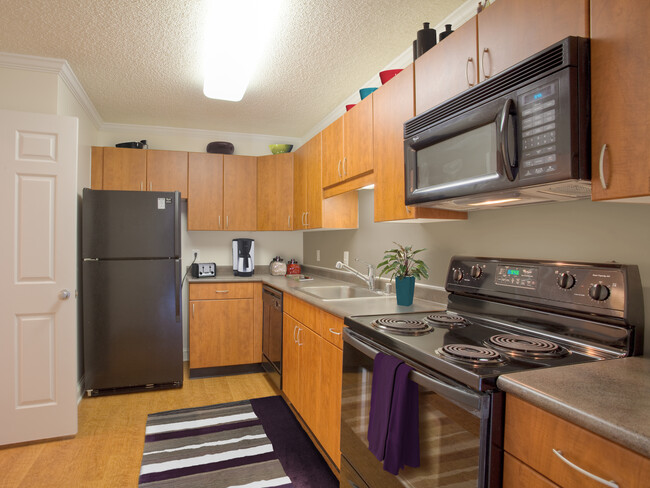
[82,188,183,395]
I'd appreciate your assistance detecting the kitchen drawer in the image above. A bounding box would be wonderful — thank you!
[320,310,344,348]
[503,452,558,488]
[505,395,650,488]
[284,293,321,334]
[189,282,255,300]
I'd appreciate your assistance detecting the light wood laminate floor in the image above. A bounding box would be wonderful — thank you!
[0,364,280,487]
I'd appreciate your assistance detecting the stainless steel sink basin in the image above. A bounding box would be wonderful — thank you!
[299,285,383,300]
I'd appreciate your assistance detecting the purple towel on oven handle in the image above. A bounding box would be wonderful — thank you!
[367,352,403,460]
[383,362,420,475]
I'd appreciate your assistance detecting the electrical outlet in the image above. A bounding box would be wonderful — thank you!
[343,251,349,266]
[192,249,200,261]
[316,250,321,262]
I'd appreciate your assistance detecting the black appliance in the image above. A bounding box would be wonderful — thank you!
[232,238,254,276]
[404,37,591,211]
[341,256,643,487]
[82,189,183,396]
[261,286,283,389]
[191,262,216,278]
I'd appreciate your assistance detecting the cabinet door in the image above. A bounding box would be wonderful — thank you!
[415,17,478,114]
[257,153,293,230]
[91,146,103,189]
[296,133,323,229]
[146,150,188,198]
[102,147,146,191]
[293,142,308,230]
[282,313,301,408]
[188,153,223,230]
[374,65,468,222]
[477,0,588,82]
[189,298,254,368]
[223,155,257,231]
[321,117,344,188]
[297,325,322,435]
[343,94,373,180]
[319,340,342,468]
[590,0,650,201]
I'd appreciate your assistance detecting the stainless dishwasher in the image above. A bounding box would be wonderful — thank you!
[261,285,283,389]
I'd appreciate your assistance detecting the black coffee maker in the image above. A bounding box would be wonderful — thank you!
[232,238,254,276]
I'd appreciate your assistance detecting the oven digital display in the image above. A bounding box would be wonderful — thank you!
[496,265,538,289]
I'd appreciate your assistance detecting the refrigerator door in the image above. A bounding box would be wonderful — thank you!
[83,259,183,391]
[82,188,180,259]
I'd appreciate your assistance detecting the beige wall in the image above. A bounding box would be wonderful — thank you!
[304,190,650,356]
[0,67,58,114]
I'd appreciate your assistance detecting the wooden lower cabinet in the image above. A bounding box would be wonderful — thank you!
[282,295,344,469]
[504,394,650,487]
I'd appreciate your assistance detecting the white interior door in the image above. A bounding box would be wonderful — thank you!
[0,109,78,445]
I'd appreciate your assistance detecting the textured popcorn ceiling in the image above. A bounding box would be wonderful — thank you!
[0,0,464,137]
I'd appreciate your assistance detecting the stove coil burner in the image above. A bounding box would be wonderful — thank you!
[424,312,469,328]
[487,334,567,358]
[372,317,432,335]
[437,344,505,366]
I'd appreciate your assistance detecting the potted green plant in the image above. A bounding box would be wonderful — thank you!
[377,243,429,306]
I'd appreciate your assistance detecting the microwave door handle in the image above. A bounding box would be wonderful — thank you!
[499,98,516,181]
[343,329,484,415]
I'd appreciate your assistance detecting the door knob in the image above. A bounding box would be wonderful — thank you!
[59,289,71,300]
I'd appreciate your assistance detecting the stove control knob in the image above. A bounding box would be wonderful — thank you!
[589,283,610,301]
[470,265,482,279]
[556,272,576,289]
[452,268,464,282]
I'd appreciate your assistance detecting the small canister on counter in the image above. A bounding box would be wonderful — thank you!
[270,256,287,276]
[286,259,301,275]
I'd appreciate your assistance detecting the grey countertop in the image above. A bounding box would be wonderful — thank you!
[188,272,447,318]
[497,357,650,458]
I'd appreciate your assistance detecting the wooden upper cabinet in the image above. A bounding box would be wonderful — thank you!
[293,141,309,230]
[321,117,344,188]
[590,0,650,201]
[257,153,294,230]
[415,17,478,115]
[146,150,188,198]
[91,147,104,190]
[101,147,147,191]
[293,133,322,229]
[188,152,224,230]
[223,155,257,231]
[375,65,467,222]
[342,94,373,181]
[477,0,588,82]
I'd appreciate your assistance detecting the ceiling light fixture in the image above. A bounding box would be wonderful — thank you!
[202,0,282,102]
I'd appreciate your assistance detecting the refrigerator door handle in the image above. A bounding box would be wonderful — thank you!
[175,259,181,322]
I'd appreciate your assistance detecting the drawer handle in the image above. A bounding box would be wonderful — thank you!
[599,143,608,190]
[215,290,230,294]
[552,449,619,488]
[328,328,341,336]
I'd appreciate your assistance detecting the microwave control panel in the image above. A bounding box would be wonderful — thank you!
[519,80,559,178]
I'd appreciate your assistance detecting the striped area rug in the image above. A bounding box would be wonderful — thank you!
[139,399,290,487]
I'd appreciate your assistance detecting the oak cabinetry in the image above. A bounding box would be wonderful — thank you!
[415,0,588,115]
[293,133,358,231]
[504,394,650,488]
[283,295,344,468]
[257,153,293,230]
[91,147,188,197]
[321,117,344,189]
[373,65,467,223]
[187,153,257,231]
[590,0,650,201]
[188,282,256,370]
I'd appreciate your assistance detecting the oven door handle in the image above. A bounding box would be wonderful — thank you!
[344,329,487,416]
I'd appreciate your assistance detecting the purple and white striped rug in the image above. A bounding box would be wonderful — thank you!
[138,396,337,488]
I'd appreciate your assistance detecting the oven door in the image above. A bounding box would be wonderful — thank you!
[404,96,517,206]
[341,329,503,488]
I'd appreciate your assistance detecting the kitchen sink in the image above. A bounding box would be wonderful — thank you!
[299,285,384,300]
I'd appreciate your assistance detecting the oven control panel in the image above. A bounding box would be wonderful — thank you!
[446,256,643,321]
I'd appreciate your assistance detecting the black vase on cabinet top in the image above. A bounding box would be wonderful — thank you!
[439,24,454,42]
[416,22,437,58]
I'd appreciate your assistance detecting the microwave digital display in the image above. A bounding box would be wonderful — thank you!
[523,84,554,105]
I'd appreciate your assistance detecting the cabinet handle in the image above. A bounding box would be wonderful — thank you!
[192,303,195,319]
[226,215,229,229]
[305,211,309,227]
[149,181,153,191]
[288,215,291,229]
[481,47,490,79]
[552,449,618,488]
[599,143,609,190]
[140,181,144,191]
[466,57,475,87]
[297,327,303,346]
[215,290,230,294]
[337,159,342,178]
[342,157,347,177]
[328,328,341,336]
[218,215,221,229]
[293,325,298,343]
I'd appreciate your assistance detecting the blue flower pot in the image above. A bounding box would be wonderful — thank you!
[395,276,415,306]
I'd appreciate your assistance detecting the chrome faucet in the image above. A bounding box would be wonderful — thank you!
[336,259,376,291]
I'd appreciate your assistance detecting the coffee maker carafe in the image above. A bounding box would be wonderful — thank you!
[232,238,254,276]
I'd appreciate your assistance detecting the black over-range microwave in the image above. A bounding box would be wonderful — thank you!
[404,37,591,211]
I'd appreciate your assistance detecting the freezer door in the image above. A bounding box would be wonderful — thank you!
[83,259,183,391]
[82,188,180,259]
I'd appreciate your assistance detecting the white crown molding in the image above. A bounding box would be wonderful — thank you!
[299,0,479,144]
